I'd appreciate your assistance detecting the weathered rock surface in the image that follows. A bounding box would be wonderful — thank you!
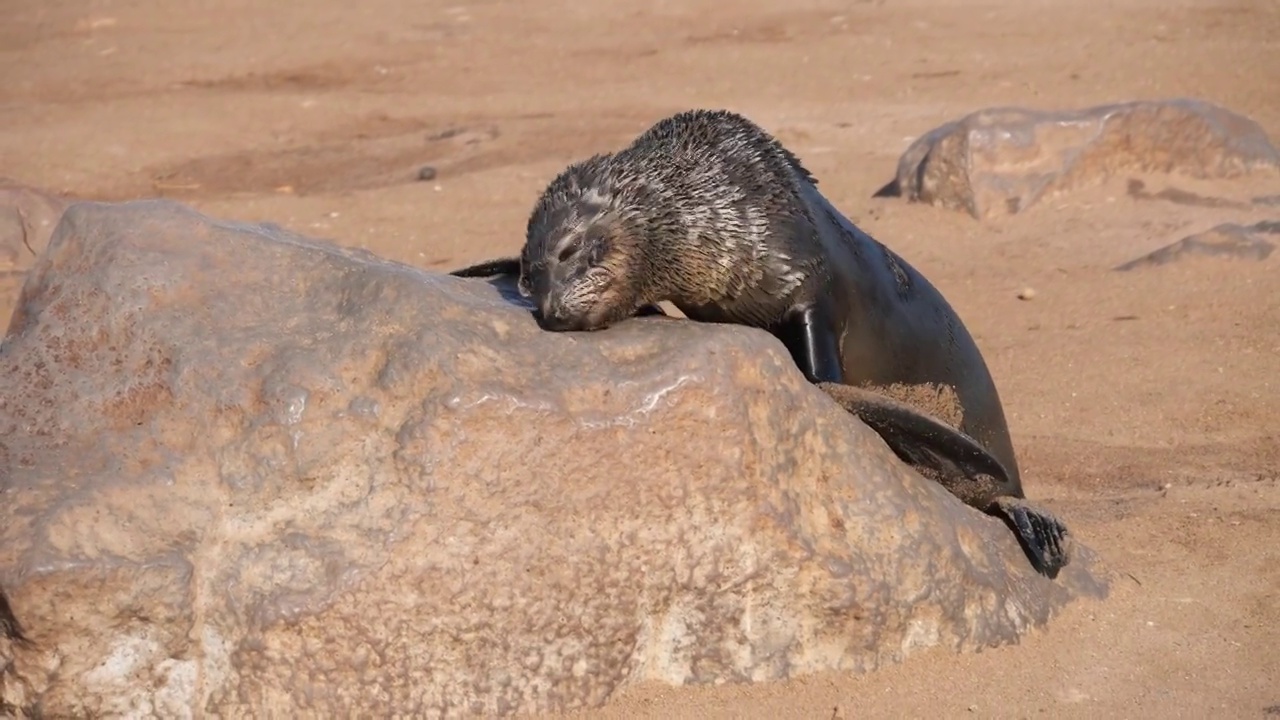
[1115,220,1279,271]
[0,200,1106,717]
[880,99,1280,219]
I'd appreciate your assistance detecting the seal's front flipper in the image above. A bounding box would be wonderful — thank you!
[816,382,1010,486]
[449,257,522,278]
[991,497,1073,577]
[780,304,844,384]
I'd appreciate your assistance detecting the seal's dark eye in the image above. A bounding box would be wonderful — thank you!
[558,241,582,263]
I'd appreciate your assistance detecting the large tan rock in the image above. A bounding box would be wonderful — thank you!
[881,99,1280,219]
[0,200,1106,717]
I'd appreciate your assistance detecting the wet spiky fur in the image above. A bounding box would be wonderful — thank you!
[519,109,830,331]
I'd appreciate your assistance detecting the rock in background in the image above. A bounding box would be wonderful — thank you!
[1115,220,1279,271]
[0,200,1106,716]
[880,99,1280,219]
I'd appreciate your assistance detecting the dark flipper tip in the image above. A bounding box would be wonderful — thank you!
[992,497,1073,578]
[447,256,521,279]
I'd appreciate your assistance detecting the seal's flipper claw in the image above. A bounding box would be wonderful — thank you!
[993,497,1072,577]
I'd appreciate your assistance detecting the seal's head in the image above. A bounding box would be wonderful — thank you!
[518,154,654,331]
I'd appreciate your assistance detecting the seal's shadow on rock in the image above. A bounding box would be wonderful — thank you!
[483,272,531,308]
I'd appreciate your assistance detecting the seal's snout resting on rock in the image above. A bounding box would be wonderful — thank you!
[451,108,1074,577]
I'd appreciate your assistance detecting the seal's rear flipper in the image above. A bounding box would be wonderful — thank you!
[816,382,1010,485]
[991,497,1073,577]
[449,257,522,278]
[818,383,1073,577]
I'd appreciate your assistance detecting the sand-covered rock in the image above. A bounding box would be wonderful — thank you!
[0,200,1106,717]
[1115,220,1279,271]
[0,180,73,322]
[0,181,69,274]
[881,99,1280,219]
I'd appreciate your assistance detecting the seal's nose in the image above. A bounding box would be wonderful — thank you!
[536,296,582,331]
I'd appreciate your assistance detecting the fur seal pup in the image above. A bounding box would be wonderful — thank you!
[450,109,1071,575]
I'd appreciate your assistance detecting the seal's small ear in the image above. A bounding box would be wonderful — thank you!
[816,382,1011,488]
